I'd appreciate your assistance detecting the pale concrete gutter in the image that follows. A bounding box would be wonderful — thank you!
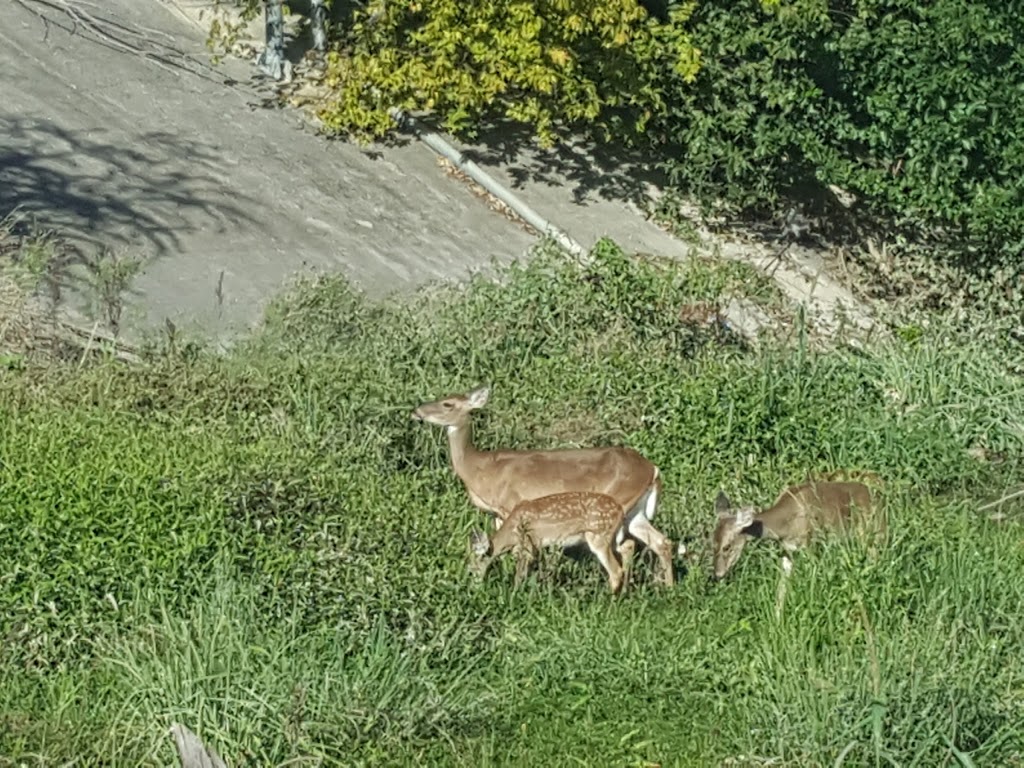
[387,108,589,261]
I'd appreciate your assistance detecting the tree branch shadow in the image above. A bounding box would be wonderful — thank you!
[0,115,263,309]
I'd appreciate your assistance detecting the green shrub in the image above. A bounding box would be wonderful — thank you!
[823,0,1024,264]
[637,0,1024,279]
[647,0,833,214]
[314,0,700,145]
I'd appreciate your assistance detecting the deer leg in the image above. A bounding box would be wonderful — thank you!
[614,531,636,593]
[467,529,494,581]
[642,476,661,521]
[512,538,536,589]
[587,533,624,595]
[626,515,675,587]
[615,479,659,589]
[467,548,492,581]
[865,512,888,561]
[468,556,492,582]
[775,555,793,619]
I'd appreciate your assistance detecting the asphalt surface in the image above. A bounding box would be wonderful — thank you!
[1,0,538,342]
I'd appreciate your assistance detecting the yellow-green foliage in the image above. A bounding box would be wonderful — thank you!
[318,0,701,144]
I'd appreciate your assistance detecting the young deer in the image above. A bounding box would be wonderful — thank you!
[468,491,627,594]
[411,385,675,586]
[711,479,885,581]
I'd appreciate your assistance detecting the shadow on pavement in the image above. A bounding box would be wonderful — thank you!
[0,115,262,304]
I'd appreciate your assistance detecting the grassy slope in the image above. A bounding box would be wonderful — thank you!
[1,241,1023,766]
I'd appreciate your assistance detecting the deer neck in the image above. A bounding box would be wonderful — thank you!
[753,507,788,542]
[446,421,507,513]
[446,421,485,483]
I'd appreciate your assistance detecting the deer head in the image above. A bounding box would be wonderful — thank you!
[411,385,490,428]
[710,491,762,580]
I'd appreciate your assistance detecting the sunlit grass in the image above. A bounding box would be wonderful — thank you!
[1,240,1022,766]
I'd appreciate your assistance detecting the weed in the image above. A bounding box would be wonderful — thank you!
[84,247,143,335]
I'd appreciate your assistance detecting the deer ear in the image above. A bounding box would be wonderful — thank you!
[715,491,732,516]
[734,507,754,529]
[466,385,491,409]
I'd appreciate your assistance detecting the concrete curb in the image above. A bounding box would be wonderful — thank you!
[387,110,589,261]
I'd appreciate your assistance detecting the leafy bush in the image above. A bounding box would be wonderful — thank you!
[316,0,700,144]
[651,1,1024,260]
[646,0,833,214]
[2,240,1023,764]
[822,1,1024,264]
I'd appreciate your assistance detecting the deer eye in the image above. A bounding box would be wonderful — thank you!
[443,401,454,409]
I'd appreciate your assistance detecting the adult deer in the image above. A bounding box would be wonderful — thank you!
[468,492,628,594]
[711,478,886,582]
[411,385,675,586]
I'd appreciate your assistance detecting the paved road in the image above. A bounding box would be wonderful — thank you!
[1,0,538,342]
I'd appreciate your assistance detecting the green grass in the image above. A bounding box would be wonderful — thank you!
[1,239,1023,766]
